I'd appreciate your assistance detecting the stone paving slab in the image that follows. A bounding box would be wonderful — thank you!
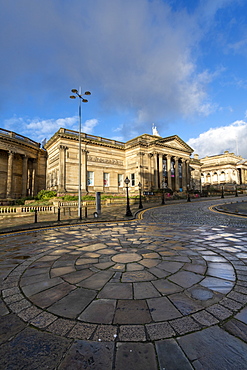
[0,196,247,368]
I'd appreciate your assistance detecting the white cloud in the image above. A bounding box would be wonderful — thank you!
[3,116,98,143]
[0,0,232,138]
[81,119,98,134]
[187,120,247,158]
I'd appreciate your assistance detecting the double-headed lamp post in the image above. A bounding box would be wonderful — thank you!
[187,184,191,202]
[161,180,166,205]
[138,182,143,209]
[124,177,133,217]
[70,88,91,219]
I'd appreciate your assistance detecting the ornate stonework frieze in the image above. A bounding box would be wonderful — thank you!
[88,155,123,166]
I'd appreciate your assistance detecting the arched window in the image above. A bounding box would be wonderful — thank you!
[213,172,218,182]
[220,171,226,181]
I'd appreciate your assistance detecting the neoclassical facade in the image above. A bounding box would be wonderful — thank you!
[0,128,47,199]
[2,126,246,201]
[45,128,194,194]
[200,151,247,188]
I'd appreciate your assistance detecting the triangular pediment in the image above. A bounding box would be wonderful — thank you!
[155,135,193,153]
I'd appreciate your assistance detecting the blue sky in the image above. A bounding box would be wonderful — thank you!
[1,0,247,158]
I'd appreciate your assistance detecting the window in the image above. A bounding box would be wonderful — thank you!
[162,158,167,177]
[213,172,218,182]
[118,174,124,187]
[103,173,109,186]
[87,171,94,186]
[131,173,135,186]
[171,160,175,177]
[178,162,182,178]
[220,172,226,182]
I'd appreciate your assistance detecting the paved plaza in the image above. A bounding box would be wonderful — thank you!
[0,197,247,369]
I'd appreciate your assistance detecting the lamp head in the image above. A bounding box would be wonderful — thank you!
[71,89,78,93]
[82,99,88,103]
[84,91,91,95]
[70,95,76,99]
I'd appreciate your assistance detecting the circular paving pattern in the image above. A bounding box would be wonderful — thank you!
[1,209,247,342]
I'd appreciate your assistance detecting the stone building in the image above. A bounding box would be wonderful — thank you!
[45,128,194,195]
[200,151,247,188]
[0,128,47,200]
[189,154,202,191]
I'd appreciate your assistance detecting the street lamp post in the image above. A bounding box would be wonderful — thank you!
[161,180,166,205]
[235,184,238,197]
[221,185,224,199]
[124,177,133,217]
[138,182,143,209]
[187,184,191,202]
[70,88,91,219]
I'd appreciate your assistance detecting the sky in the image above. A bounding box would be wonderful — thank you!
[1,0,247,159]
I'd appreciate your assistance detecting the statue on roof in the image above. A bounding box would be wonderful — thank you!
[152,123,161,137]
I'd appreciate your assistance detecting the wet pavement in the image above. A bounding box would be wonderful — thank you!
[0,197,247,369]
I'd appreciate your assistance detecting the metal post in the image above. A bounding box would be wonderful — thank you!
[78,88,82,219]
[221,186,224,198]
[96,192,101,215]
[125,177,132,217]
[235,185,238,197]
[161,188,165,205]
[57,207,61,221]
[138,182,143,209]
[187,185,191,202]
[34,209,38,223]
[70,88,91,220]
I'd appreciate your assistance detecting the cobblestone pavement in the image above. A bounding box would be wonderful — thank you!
[0,197,247,369]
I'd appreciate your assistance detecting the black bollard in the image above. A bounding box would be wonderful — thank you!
[161,190,165,205]
[34,209,38,223]
[57,207,61,221]
[221,186,224,198]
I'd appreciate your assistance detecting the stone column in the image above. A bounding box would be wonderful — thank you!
[31,160,37,197]
[158,154,163,189]
[22,155,28,197]
[6,151,14,198]
[182,159,187,191]
[58,145,67,192]
[167,155,172,189]
[81,149,88,192]
[174,157,180,191]
[186,160,190,188]
[154,152,159,189]
[148,153,154,188]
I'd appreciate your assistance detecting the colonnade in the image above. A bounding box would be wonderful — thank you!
[140,152,190,192]
[4,151,38,199]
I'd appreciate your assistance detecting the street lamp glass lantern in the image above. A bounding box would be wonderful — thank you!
[124,177,130,185]
[138,182,142,189]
